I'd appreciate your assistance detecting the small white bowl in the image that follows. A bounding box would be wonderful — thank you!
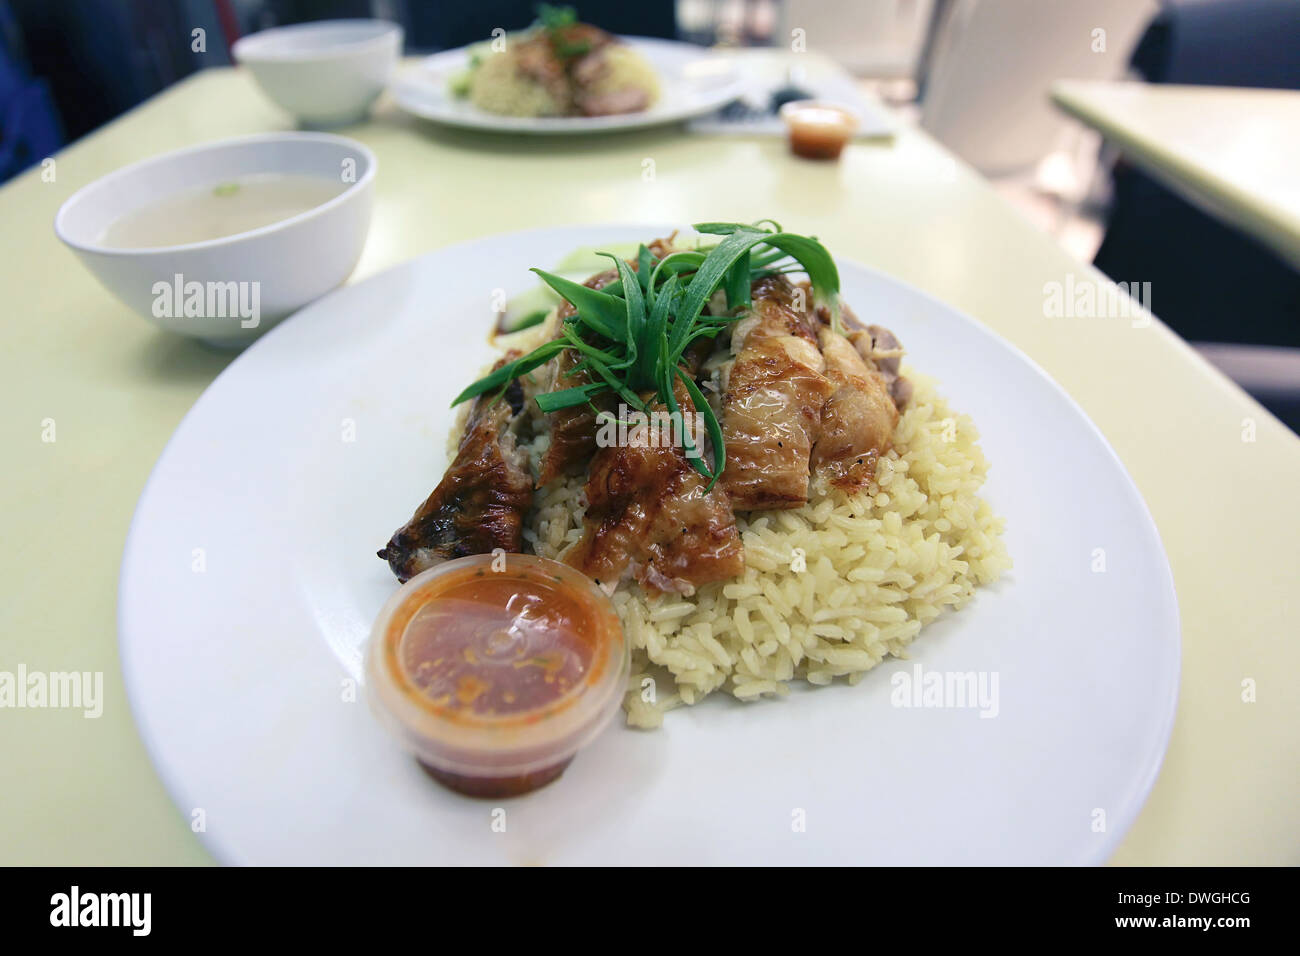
[55,132,376,349]
[234,19,403,127]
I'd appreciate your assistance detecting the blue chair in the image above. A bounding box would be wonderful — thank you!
[0,0,63,182]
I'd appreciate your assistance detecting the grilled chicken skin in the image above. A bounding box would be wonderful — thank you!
[511,23,616,114]
[535,240,680,485]
[811,324,899,491]
[850,323,912,410]
[839,300,911,412]
[566,379,744,596]
[535,267,619,487]
[378,354,534,582]
[379,236,912,596]
[719,275,835,510]
[535,340,602,487]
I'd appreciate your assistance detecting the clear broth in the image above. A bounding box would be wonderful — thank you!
[97,174,348,249]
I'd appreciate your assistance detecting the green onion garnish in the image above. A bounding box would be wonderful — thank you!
[452,221,841,489]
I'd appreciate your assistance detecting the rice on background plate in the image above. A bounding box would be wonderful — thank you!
[513,364,1010,728]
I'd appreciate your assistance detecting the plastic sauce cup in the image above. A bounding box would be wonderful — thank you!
[779,100,859,160]
[366,554,629,798]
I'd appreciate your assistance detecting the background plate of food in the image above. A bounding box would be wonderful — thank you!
[119,223,1179,865]
[391,12,745,134]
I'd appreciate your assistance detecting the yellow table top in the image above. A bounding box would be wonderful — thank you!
[2,66,1297,865]
[1052,80,1300,271]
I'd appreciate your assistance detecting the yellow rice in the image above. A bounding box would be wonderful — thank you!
[521,370,1011,728]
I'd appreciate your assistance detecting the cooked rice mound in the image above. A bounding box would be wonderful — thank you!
[468,49,566,117]
[521,370,1011,728]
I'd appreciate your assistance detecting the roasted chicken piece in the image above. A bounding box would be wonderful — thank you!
[511,23,616,113]
[378,354,534,582]
[566,383,744,595]
[719,275,835,510]
[574,86,652,117]
[512,22,653,118]
[851,323,912,410]
[536,268,619,487]
[545,21,615,57]
[535,344,599,486]
[839,301,911,411]
[811,324,899,491]
[536,245,681,485]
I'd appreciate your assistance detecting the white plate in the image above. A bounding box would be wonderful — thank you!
[119,224,1180,865]
[392,38,745,133]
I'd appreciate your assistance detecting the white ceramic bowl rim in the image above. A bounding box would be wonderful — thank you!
[233,19,402,62]
[54,132,377,258]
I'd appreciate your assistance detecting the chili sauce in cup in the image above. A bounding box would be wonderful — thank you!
[366,554,629,798]
[779,100,859,160]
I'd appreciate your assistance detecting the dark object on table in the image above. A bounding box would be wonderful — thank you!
[1094,0,1300,347]
[0,0,62,182]
[404,1,675,51]
[9,0,230,153]
[715,71,813,125]
[1128,0,1300,89]
[770,82,814,112]
[1092,0,1300,430]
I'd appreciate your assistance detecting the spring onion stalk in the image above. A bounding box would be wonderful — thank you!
[451,221,841,488]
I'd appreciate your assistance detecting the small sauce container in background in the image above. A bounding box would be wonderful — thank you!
[779,100,860,160]
[366,554,629,798]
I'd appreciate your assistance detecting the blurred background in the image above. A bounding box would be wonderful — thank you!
[3,0,1297,427]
